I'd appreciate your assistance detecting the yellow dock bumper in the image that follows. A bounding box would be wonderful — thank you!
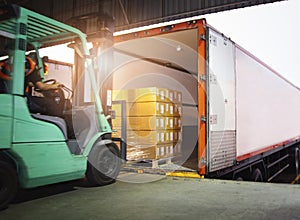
[166,171,204,179]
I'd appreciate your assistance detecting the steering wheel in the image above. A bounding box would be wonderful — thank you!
[35,79,72,97]
[43,79,57,84]
[35,78,73,115]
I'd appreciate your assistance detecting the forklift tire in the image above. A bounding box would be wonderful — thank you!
[86,142,121,186]
[0,161,18,210]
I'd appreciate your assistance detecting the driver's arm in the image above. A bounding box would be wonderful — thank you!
[26,68,62,91]
[34,81,62,91]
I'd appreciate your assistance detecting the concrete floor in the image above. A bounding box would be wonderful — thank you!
[1,174,300,220]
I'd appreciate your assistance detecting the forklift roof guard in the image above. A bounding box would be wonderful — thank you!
[0,4,86,49]
[0,4,110,132]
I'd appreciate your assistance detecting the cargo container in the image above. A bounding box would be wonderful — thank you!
[109,19,300,182]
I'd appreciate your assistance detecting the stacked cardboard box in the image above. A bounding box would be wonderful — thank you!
[112,87,182,160]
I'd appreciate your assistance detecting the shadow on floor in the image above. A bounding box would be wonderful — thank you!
[12,179,91,204]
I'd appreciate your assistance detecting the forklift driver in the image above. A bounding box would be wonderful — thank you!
[0,56,63,114]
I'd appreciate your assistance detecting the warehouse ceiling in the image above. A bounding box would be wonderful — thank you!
[0,0,284,34]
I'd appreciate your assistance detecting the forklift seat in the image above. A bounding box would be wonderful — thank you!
[31,114,68,139]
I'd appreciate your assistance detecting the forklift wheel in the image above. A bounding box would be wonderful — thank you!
[86,142,121,186]
[0,161,18,210]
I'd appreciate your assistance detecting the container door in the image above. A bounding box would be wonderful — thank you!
[207,28,237,172]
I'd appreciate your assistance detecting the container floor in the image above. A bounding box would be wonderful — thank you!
[1,174,300,219]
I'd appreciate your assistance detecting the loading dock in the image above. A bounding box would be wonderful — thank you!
[1,175,300,219]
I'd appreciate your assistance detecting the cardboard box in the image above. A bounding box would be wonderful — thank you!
[173,103,182,117]
[164,117,174,129]
[172,90,182,104]
[111,102,131,117]
[127,102,171,116]
[112,87,182,103]
[112,102,177,117]
[112,117,122,128]
[126,87,170,103]
[173,117,182,130]
[114,142,179,160]
[111,87,182,161]
[112,116,175,130]
[112,128,182,143]
[112,88,183,117]
[126,130,174,145]
[128,116,174,130]
[173,129,182,142]
[112,89,128,101]
[112,102,165,117]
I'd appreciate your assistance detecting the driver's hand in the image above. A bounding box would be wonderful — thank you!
[53,83,63,89]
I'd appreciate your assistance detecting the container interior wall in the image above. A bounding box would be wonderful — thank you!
[236,48,300,159]
[112,29,199,165]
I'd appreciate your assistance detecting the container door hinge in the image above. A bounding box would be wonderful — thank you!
[200,34,206,41]
[161,25,174,33]
[199,74,206,81]
[200,115,206,122]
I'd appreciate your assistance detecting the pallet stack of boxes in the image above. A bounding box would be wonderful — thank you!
[112,87,182,161]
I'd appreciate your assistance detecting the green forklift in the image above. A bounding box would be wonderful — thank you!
[0,5,121,210]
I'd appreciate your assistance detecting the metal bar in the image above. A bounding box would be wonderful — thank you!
[232,159,265,179]
[295,147,299,178]
[267,154,289,169]
[120,99,127,162]
[268,164,290,182]
[0,21,16,31]
[212,140,300,179]
[112,100,127,161]
[182,103,198,107]
[118,0,130,25]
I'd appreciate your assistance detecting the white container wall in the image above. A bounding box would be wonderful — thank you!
[236,46,300,159]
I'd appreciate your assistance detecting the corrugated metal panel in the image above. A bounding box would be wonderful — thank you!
[52,0,73,22]
[114,0,284,31]
[0,0,284,33]
[73,0,98,16]
[209,131,236,172]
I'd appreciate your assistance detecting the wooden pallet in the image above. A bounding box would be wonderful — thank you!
[125,157,173,168]
[151,157,172,168]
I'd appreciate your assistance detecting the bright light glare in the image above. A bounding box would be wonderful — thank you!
[39,43,74,64]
